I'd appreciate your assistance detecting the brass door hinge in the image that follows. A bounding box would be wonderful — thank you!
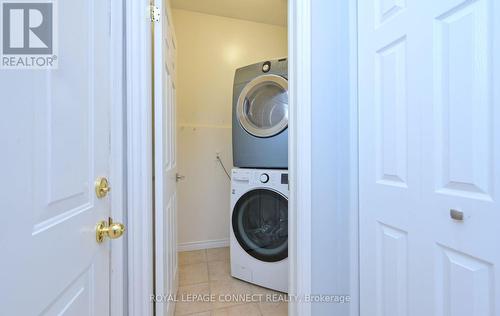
[150,5,160,22]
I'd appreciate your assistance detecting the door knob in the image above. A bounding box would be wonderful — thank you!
[176,173,185,182]
[96,218,125,243]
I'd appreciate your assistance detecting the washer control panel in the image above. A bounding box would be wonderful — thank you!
[232,169,288,189]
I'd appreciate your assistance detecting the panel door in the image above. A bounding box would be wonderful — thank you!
[154,2,178,314]
[359,0,500,315]
[0,0,113,314]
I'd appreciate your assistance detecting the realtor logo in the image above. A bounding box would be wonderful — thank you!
[1,0,58,69]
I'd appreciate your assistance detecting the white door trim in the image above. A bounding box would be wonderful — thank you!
[123,1,336,316]
[289,0,312,315]
[110,0,126,314]
[125,1,154,316]
[349,1,360,315]
[289,0,360,315]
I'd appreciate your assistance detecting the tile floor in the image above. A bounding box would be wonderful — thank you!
[175,247,288,316]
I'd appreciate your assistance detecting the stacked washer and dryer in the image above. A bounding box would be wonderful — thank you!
[230,59,289,293]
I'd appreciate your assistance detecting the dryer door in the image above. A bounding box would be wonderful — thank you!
[236,74,288,138]
[232,188,288,262]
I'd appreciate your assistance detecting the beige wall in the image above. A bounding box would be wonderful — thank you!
[174,9,287,249]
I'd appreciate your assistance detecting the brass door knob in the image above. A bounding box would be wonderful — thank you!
[96,218,125,243]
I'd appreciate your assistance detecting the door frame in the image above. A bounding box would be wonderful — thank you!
[110,0,127,314]
[124,0,155,315]
[123,1,360,316]
[289,0,359,315]
[288,0,312,315]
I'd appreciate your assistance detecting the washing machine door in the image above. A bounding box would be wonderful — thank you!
[236,74,288,138]
[232,188,288,262]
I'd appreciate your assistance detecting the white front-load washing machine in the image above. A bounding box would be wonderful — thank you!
[230,168,288,293]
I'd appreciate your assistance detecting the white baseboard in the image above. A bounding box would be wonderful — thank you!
[177,239,229,252]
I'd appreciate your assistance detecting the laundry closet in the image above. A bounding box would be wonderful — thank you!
[170,1,289,315]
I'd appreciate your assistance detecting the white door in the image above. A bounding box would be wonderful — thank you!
[359,0,500,315]
[154,2,178,315]
[0,0,114,314]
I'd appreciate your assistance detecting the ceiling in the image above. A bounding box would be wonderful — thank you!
[171,0,287,26]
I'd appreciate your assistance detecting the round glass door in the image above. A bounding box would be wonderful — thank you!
[236,74,288,138]
[232,189,288,262]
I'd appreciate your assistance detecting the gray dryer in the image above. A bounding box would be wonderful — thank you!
[232,58,288,169]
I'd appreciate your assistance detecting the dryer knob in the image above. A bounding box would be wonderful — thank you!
[262,61,271,72]
[260,173,270,183]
